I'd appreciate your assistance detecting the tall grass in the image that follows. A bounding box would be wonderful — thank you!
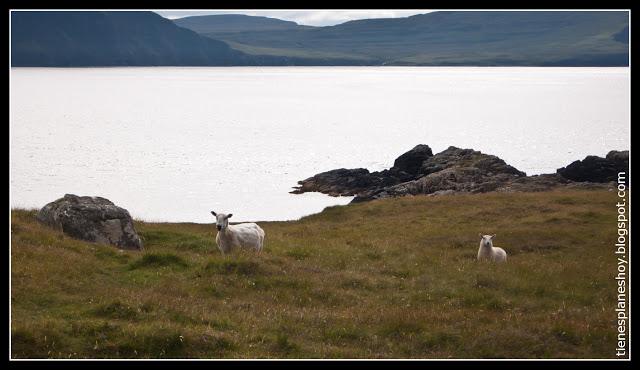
[10,189,619,358]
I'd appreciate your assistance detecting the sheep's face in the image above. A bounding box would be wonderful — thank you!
[480,234,495,248]
[211,211,233,231]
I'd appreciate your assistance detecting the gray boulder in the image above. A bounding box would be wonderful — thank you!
[36,194,143,250]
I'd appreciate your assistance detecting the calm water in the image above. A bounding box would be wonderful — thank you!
[10,67,629,222]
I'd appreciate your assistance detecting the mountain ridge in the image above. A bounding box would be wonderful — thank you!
[188,11,629,66]
[11,11,249,67]
[173,14,314,34]
[10,10,630,67]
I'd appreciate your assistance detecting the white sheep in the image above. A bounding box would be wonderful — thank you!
[477,234,507,262]
[210,211,265,255]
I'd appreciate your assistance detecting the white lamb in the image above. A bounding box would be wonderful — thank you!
[210,211,265,255]
[477,234,507,262]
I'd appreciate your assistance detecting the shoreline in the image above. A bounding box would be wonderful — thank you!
[9,186,617,226]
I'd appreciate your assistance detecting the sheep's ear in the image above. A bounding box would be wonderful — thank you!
[479,233,484,238]
[490,234,496,239]
[211,211,217,216]
[227,214,233,219]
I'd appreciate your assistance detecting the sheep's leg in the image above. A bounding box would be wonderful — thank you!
[260,232,264,253]
[257,237,263,254]
[218,242,231,256]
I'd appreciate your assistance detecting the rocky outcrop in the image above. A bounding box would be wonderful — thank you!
[495,173,571,193]
[292,144,625,203]
[36,194,143,250]
[419,147,525,177]
[290,145,434,196]
[290,168,391,196]
[557,150,629,183]
[392,144,434,175]
[352,147,527,202]
[606,150,630,167]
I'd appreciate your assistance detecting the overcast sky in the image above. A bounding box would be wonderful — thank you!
[155,10,432,26]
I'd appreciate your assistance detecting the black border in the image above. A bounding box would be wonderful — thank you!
[5,1,634,367]
[4,1,637,10]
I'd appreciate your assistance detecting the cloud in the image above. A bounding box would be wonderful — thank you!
[155,10,432,26]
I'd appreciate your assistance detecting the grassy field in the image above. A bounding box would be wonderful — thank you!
[10,189,620,359]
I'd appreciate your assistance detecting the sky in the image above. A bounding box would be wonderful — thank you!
[155,10,432,27]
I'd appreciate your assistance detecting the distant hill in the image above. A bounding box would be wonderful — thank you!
[10,11,312,67]
[173,14,313,34]
[184,11,629,66]
[10,11,252,66]
[10,11,629,67]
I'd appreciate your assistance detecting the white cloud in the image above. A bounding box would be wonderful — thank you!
[155,10,432,26]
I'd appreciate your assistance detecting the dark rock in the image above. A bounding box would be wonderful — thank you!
[290,168,376,196]
[293,144,624,203]
[36,194,143,250]
[420,146,526,177]
[606,150,629,169]
[496,173,571,193]
[355,169,521,202]
[290,144,435,197]
[391,144,434,175]
[557,151,628,183]
[352,147,527,202]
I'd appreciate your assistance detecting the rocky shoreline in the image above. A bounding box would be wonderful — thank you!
[291,145,629,203]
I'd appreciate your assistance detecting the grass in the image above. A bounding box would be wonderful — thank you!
[10,189,621,359]
[221,40,377,63]
[128,253,189,270]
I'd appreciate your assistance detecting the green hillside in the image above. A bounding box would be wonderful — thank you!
[10,11,629,66]
[174,14,313,34]
[190,11,629,66]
